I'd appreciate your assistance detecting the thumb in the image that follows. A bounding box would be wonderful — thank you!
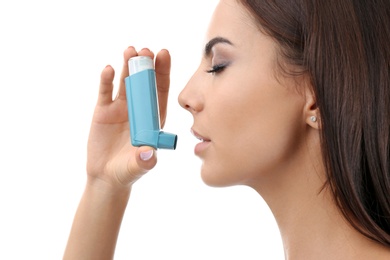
[120,146,157,186]
[135,146,158,171]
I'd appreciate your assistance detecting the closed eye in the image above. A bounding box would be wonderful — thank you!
[206,64,227,74]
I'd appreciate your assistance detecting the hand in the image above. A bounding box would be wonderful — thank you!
[86,46,171,188]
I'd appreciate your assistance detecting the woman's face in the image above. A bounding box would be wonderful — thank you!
[178,0,308,187]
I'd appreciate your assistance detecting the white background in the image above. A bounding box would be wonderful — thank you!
[0,0,284,259]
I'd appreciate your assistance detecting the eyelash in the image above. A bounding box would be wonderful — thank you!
[206,64,227,74]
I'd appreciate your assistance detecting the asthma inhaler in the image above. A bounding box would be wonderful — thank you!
[125,56,177,150]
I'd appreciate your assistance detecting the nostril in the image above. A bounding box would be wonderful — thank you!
[178,93,195,112]
[179,95,202,113]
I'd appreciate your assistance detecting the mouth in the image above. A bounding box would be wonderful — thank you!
[191,129,211,142]
[191,128,211,156]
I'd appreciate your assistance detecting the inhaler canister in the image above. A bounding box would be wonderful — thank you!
[125,56,177,150]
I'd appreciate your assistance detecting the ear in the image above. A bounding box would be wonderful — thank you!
[303,84,320,130]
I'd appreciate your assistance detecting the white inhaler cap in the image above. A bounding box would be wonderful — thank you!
[128,56,154,74]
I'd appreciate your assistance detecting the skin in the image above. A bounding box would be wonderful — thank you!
[178,0,390,259]
[178,2,315,188]
[64,0,390,259]
[63,47,169,259]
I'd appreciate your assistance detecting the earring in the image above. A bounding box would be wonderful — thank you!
[310,116,317,122]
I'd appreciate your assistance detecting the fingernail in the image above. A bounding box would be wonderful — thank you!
[140,150,154,161]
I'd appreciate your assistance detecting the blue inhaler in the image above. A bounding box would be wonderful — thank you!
[125,56,177,150]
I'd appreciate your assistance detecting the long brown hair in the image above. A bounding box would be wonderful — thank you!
[239,0,390,246]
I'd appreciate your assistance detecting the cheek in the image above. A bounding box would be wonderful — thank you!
[200,77,306,186]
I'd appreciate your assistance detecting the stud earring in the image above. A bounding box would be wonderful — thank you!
[310,116,317,122]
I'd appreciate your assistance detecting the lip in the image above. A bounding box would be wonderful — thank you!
[191,129,211,142]
[191,128,211,155]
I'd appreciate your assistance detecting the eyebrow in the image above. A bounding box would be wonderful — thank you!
[204,37,233,57]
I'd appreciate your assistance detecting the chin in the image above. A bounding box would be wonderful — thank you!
[200,164,240,188]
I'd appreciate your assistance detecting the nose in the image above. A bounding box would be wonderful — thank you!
[178,71,204,114]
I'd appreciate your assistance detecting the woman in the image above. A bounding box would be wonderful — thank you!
[64,0,390,259]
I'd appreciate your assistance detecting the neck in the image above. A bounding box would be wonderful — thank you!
[248,137,390,259]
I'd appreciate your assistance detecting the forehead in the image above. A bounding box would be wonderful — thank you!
[206,0,259,40]
[204,0,279,70]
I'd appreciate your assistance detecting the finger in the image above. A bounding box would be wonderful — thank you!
[155,49,171,128]
[122,147,157,185]
[137,48,155,60]
[136,146,157,171]
[116,46,138,100]
[97,65,115,105]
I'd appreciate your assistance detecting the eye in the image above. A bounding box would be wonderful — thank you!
[206,63,227,74]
